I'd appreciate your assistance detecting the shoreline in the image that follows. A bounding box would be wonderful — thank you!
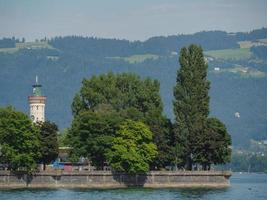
[0,171,231,189]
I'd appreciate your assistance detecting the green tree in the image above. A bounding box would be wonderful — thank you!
[68,110,123,168]
[171,143,185,170]
[70,72,171,168]
[72,73,163,117]
[37,121,59,170]
[196,118,232,170]
[0,107,40,172]
[148,116,173,169]
[106,120,157,173]
[173,45,210,170]
[58,129,69,147]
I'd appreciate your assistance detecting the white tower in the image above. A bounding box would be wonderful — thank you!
[28,76,46,123]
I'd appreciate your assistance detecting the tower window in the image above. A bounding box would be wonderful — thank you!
[37,105,39,110]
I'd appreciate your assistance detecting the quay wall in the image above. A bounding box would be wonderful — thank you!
[0,171,231,189]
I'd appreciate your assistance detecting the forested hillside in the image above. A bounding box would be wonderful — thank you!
[0,28,267,147]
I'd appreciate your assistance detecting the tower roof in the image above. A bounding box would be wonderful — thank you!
[32,75,42,96]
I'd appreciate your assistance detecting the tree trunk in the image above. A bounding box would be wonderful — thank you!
[186,156,192,170]
[202,163,207,171]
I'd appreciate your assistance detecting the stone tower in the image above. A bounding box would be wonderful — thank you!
[28,76,46,123]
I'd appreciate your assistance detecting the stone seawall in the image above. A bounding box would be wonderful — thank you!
[0,171,231,189]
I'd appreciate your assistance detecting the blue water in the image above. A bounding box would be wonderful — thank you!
[0,173,266,200]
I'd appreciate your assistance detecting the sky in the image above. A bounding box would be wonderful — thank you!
[0,0,267,41]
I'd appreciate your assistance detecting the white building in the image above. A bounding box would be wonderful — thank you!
[28,76,46,123]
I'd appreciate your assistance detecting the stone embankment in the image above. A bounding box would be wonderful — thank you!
[0,170,231,188]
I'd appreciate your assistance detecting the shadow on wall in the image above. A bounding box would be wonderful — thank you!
[10,171,34,186]
[112,172,148,187]
[11,171,61,186]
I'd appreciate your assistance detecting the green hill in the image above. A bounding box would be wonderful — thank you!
[0,28,267,148]
[205,48,252,60]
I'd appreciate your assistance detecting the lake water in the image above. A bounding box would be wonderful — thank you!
[0,173,266,200]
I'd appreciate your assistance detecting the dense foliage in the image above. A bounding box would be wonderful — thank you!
[50,30,267,56]
[68,73,172,170]
[173,45,210,170]
[173,45,231,170]
[37,121,59,170]
[223,153,267,173]
[0,107,41,171]
[106,120,157,173]
[68,52,232,172]
[72,72,163,116]
[0,37,17,48]
[251,46,267,60]
[196,118,232,170]
[68,110,123,167]
[235,28,267,41]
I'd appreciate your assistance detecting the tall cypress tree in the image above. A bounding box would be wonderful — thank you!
[173,45,210,170]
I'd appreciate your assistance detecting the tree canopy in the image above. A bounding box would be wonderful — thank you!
[69,72,171,169]
[173,44,231,170]
[37,121,59,170]
[195,118,232,170]
[72,72,163,117]
[68,110,123,168]
[106,120,157,173]
[0,107,41,171]
[173,44,210,170]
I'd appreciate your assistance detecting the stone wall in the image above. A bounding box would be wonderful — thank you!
[0,171,231,189]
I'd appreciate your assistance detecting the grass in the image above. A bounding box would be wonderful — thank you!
[205,48,252,60]
[108,54,159,64]
[0,47,19,53]
[0,41,54,53]
[212,65,267,78]
[16,41,53,49]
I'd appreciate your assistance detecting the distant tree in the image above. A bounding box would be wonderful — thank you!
[106,120,157,173]
[0,38,16,48]
[173,44,210,170]
[229,153,249,172]
[228,152,267,173]
[0,107,40,172]
[37,121,59,170]
[251,46,267,60]
[196,118,232,170]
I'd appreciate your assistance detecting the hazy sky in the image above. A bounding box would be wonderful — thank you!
[0,0,267,41]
